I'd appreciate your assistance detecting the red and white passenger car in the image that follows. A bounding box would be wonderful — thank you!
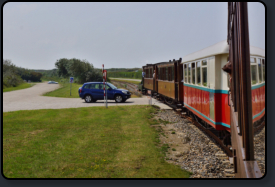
[181,40,265,131]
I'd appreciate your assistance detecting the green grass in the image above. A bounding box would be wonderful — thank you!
[3,105,191,178]
[3,83,35,92]
[110,78,141,85]
[43,82,83,98]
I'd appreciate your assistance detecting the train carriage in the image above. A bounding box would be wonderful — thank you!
[142,64,155,91]
[181,40,265,131]
[142,40,265,133]
[142,59,183,103]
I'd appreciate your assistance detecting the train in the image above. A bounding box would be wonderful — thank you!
[142,40,265,133]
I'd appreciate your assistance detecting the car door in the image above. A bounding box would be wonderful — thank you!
[91,83,104,100]
[106,84,114,100]
[82,84,91,95]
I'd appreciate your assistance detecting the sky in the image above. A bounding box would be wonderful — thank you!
[2,2,265,70]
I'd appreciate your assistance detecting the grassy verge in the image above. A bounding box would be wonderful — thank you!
[3,105,191,178]
[110,78,141,85]
[3,83,35,92]
[43,82,83,98]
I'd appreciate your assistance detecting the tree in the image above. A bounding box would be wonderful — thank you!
[54,58,102,84]
[55,58,70,77]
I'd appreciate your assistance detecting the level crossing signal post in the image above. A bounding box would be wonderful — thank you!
[102,64,108,108]
[70,77,74,96]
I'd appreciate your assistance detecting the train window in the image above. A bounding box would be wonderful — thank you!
[188,64,191,83]
[196,61,201,85]
[163,67,165,80]
[202,67,207,87]
[172,66,174,81]
[262,59,265,82]
[202,60,207,66]
[192,63,195,84]
[168,67,171,81]
[250,58,256,63]
[166,67,168,81]
[167,67,170,81]
[158,67,160,80]
[184,64,188,83]
[257,58,262,83]
[251,64,257,85]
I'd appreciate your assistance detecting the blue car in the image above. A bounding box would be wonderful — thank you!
[78,82,131,103]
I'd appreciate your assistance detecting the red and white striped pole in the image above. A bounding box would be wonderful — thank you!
[102,64,107,108]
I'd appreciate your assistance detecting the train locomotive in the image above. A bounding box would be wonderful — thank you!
[142,40,265,134]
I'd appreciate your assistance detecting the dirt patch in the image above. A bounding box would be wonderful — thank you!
[156,124,190,161]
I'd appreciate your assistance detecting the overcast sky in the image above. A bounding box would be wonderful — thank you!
[3,2,265,70]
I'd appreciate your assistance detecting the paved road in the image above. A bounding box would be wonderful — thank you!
[3,82,171,112]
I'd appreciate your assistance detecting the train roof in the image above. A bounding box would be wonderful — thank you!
[143,61,174,68]
[181,40,265,63]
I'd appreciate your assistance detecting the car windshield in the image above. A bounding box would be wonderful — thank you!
[107,83,117,89]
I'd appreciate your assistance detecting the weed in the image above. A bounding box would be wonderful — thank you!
[171,131,175,134]
[172,148,176,151]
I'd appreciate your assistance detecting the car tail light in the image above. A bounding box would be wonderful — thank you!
[79,88,82,93]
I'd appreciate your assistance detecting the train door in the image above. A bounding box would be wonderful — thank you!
[179,63,183,103]
[155,66,158,92]
[152,66,155,92]
[174,63,178,101]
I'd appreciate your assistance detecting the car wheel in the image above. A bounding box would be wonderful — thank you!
[84,95,93,103]
[115,95,123,103]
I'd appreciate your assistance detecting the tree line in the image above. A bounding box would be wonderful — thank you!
[54,58,104,83]
[3,59,43,88]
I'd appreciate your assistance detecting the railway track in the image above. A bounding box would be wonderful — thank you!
[110,80,265,159]
[111,80,139,91]
[110,80,142,97]
[149,94,265,158]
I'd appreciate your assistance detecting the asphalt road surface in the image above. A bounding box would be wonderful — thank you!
[3,82,171,112]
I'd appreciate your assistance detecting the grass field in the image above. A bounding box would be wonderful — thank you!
[3,83,35,92]
[110,78,141,85]
[3,105,191,178]
[43,82,83,98]
[110,79,141,85]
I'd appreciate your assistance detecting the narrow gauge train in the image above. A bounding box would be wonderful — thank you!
[142,40,265,133]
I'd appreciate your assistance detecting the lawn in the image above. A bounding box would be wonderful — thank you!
[43,82,83,98]
[3,83,35,92]
[3,105,191,178]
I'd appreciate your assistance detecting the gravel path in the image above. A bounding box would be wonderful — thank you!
[3,82,171,112]
[153,109,266,178]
